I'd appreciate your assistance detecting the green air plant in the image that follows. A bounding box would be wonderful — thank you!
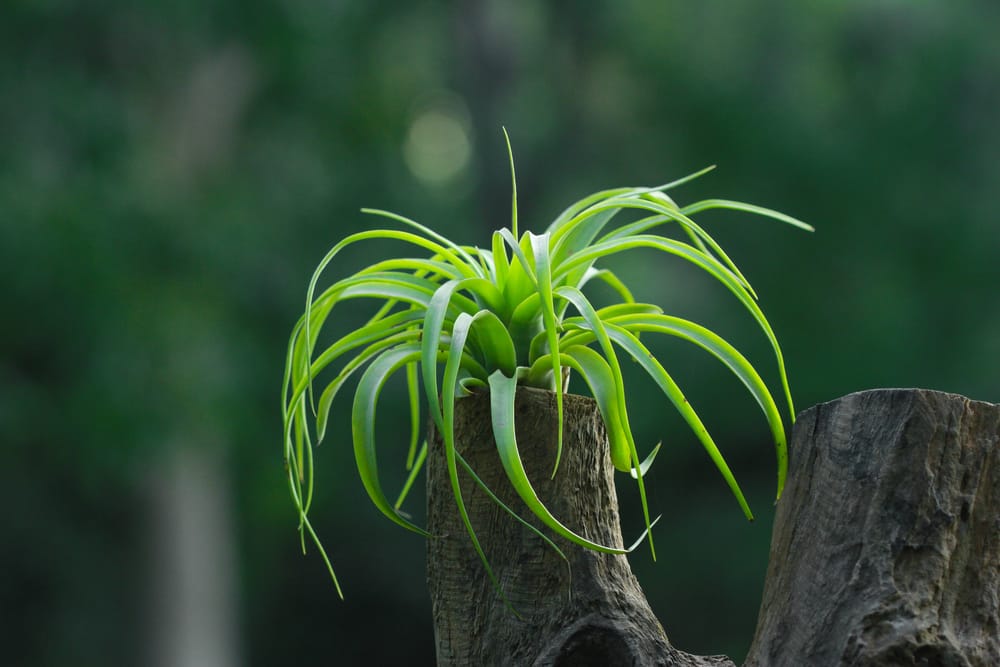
[282,132,813,599]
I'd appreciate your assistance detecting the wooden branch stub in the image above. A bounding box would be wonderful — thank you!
[745,389,1000,667]
[426,387,734,667]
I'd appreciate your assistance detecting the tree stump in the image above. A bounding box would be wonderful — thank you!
[426,387,730,667]
[745,389,1000,667]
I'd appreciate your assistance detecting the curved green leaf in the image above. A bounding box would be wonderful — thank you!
[550,207,621,273]
[421,279,464,433]
[283,495,343,598]
[680,199,814,232]
[395,440,427,511]
[558,302,663,349]
[502,127,519,239]
[528,232,564,476]
[303,228,479,397]
[531,346,632,472]
[351,344,431,536]
[487,370,628,555]
[467,310,517,376]
[546,166,716,243]
[603,324,754,521]
[630,442,661,480]
[565,346,630,473]
[456,277,506,315]
[442,313,506,601]
[554,286,656,558]
[359,257,463,282]
[405,360,420,470]
[420,278,499,432]
[458,376,488,395]
[498,227,537,309]
[509,292,542,326]
[491,230,510,296]
[282,313,421,441]
[548,166,717,278]
[557,234,796,421]
[282,316,423,520]
[470,245,493,279]
[361,208,484,278]
[314,329,420,443]
[578,267,635,304]
[610,313,787,498]
[307,310,424,380]
[546,186,637,236]
[562,197,757,298]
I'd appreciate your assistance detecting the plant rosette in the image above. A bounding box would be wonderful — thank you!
[282,131,812,599]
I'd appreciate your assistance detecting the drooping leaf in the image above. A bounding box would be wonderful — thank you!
[603,325,754,521]
[313,331,419,444]
[548,166,717,284]
[556,234,796,420]
[359,257,464,282]
[487,370,629,555]
[560,197,757,298]
[609,314,787,498]
[395,440,427,511]
[441,313,506,602]
[352,343,432,536]
[558,302,664,349]
[546,164,717,248]
[405,360,421,470]
[421,279,465,433]
[554,286,656,558]
[529,346,631,473]
[680,199,814,232]
[303,229,480,404]
[361,208,485,277]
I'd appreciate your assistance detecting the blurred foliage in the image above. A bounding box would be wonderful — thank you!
[2,1,997,665]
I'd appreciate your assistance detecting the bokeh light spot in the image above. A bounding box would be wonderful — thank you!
[403,102,472,187]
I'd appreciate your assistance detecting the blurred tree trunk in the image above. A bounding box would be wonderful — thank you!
[426,387,999,666]
[146,444,240,667]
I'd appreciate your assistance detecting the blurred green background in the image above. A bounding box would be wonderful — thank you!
[3,1,998,665]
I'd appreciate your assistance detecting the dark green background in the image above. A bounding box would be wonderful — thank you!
[3,2,997,665]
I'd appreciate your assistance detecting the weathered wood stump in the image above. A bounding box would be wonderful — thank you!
[426,387,730,667]
[426,387,1000,666]
[745,388,1000,667]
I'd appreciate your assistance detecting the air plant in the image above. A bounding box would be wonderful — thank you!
[282,131,812,598]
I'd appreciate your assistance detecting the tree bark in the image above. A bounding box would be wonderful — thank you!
[427,387,999,666]
[745,388,1000,667]
[426,386,731,667]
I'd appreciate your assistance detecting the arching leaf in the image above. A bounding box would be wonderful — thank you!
[554,286,656,559]
[604,325,754,521]
[488,370,628,555]
[352,343,432,536]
